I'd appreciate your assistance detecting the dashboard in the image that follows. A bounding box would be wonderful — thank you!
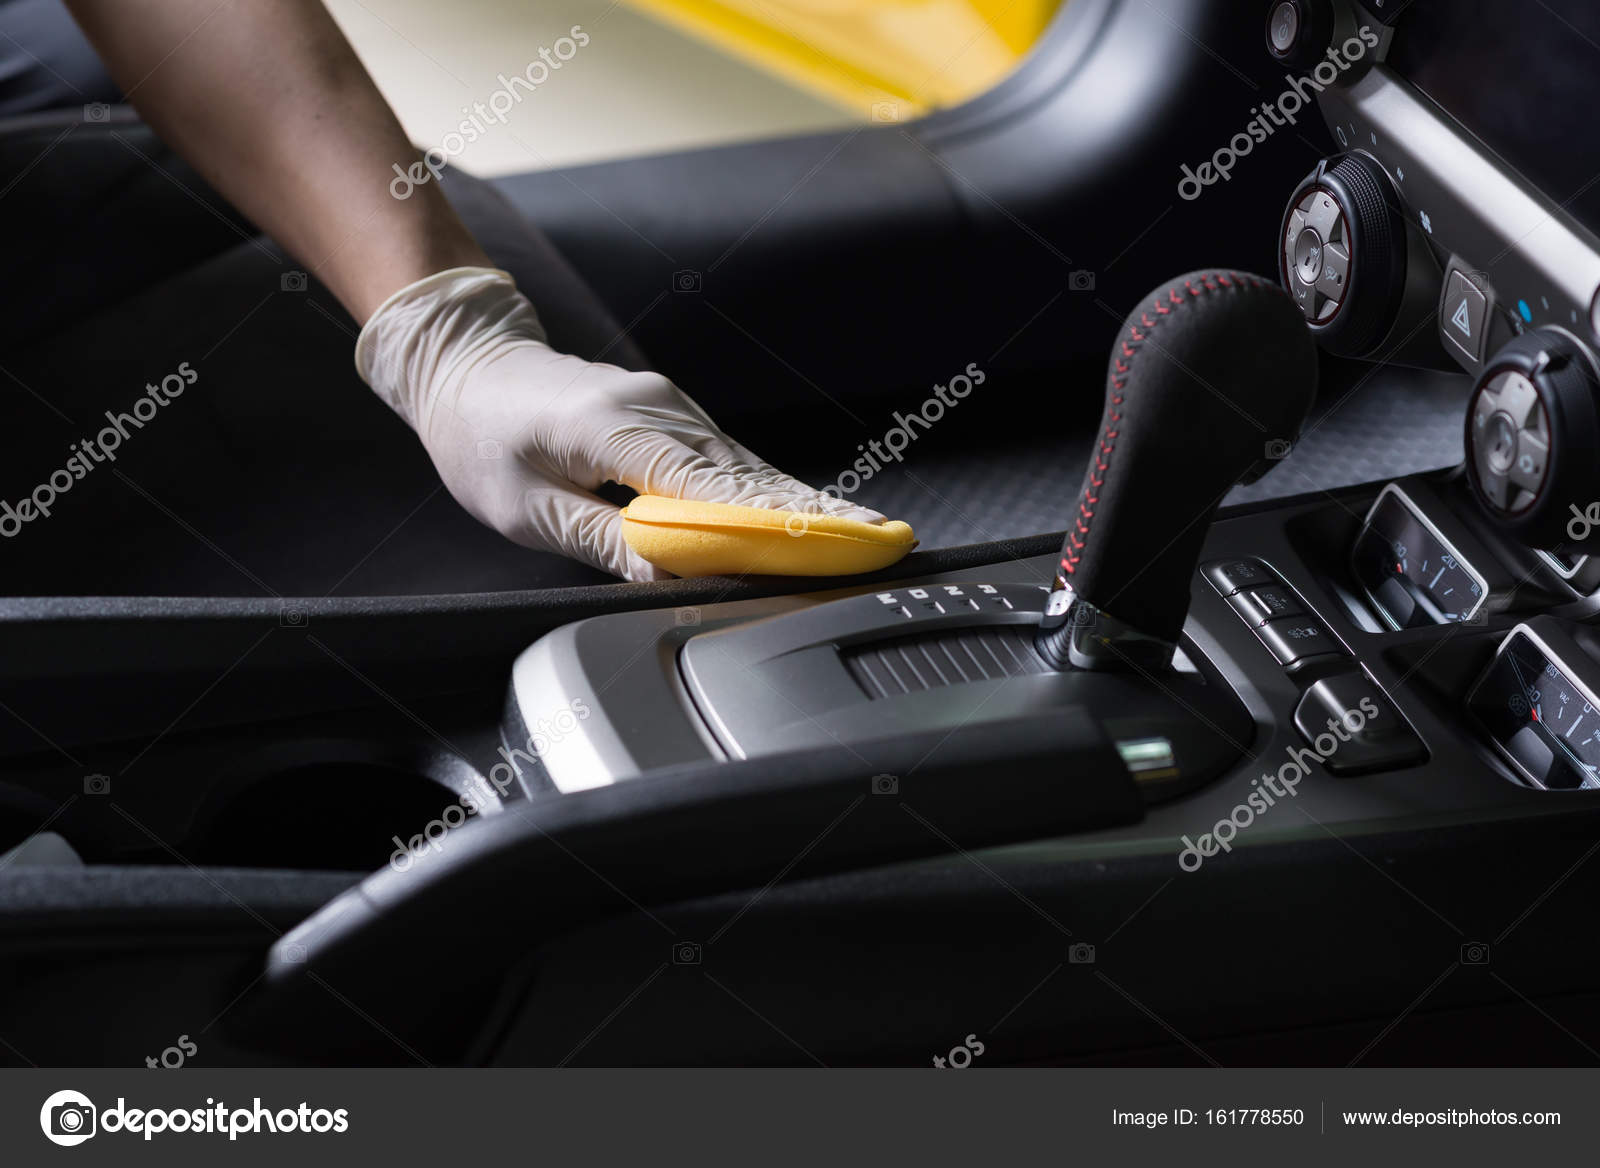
[1259,1,1600,782]
[1387,0,1600,239]
[1276,0,1600,370]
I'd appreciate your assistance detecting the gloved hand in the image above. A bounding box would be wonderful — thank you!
[355,267,884,581]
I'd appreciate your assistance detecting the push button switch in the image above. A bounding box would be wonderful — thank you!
[1257,616,1339,665]
[1228,583,1304,625]
[1293,674,1425,775]
[1442,268,1489,363]
[1204,559,1277,595]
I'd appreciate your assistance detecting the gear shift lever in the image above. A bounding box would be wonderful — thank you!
[1037,269,1318,671]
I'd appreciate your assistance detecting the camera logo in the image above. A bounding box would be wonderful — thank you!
[672,941,702,965]
[83,102,110,123]
[40,1089,97,1146]
[1461,941,1490,965]
[280,270,308,293]
[1068,270,1096,292]
[1068,942,1096,965]
[1265,438,1292,460]
[672,269,702,293]
[476,438,504,460]
[870,101,900,123]
[870,773,899,796]
[675,607,702,627]
[279,603,308,628]
[83,773,111,796]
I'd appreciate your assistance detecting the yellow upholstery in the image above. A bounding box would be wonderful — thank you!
[621,495,916,577]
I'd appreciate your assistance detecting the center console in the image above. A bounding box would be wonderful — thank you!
[239,0,1600,1059]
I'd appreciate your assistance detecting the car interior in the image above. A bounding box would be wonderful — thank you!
[6,0,1600,1068]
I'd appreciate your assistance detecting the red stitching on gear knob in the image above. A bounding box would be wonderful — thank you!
[1060,271,1286,576]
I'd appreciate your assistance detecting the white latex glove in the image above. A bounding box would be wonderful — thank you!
[355,267,885,581]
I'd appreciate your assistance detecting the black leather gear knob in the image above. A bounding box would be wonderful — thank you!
[1038,269,1318,670]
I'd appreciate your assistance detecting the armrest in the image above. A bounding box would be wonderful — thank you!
[237,709,1141,1059]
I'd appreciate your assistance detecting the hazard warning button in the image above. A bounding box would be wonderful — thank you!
[1442,267,1489,363]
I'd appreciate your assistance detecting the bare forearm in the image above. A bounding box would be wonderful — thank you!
[63,0,491,321]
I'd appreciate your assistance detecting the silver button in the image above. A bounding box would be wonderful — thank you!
[1269,2,1300,53]
[1290,278,1319,317]
[1495,371,1540,427]
[1305,191,1341,240]
[1293,228,1325,285]
[1484,411,1519,474]
[1479,468,1509,510]
[1315,240,1348,300]
[1511,431,1549,492]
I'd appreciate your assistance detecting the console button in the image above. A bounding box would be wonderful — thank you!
[1470,368,1551,514]
[1511,431,1549,493]
[1484,410,1518,474]
[1477,466,1510,510]
[1293,674,1425,775]
[1496,370,1540,428]
[1228,583,1304,625]
[1204,559,1277,595]
[1314,240,1348,302]
[1305,190,1341,240]
[1289,276,1319,319]
[1443,269,1488,362]
[1268,1,1299,53]
[1293,228,1325,285]
[1257,616,1339,665]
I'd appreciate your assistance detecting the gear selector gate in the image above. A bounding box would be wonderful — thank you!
[671,270,1317,800]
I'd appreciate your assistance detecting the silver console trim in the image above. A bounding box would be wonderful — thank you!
[508,626,639,793]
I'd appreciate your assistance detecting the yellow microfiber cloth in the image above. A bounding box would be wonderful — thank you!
[620,495,916,577]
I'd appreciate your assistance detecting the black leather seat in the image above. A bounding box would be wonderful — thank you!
[0,107,650,597]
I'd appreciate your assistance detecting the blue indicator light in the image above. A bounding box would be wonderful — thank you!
[1518,299,1533,322]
